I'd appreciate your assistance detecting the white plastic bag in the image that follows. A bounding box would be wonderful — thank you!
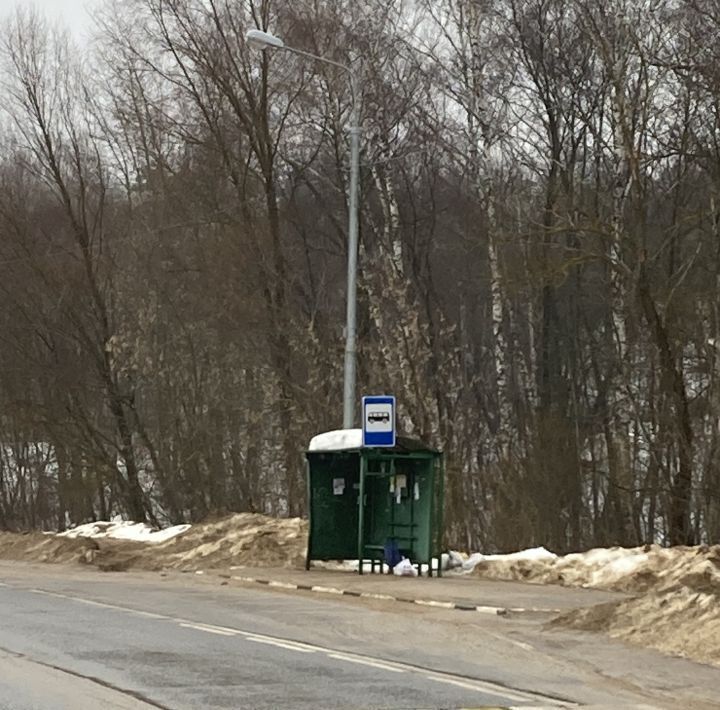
[393,557,419,577]
[444,550,465,570]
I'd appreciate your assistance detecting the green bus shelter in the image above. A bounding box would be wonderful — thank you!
[305,430,444,576]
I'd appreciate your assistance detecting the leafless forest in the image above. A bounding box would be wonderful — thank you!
[0,0,719,552]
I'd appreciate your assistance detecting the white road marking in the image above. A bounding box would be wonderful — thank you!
[179,621,240,635]
[13,581,564,706]
[425,673,552,704]
[246,636,316,653]
[184,622,245,635]
[240,634,319,651]
[75,597,130,611]
[508,638,534,652]
[130,610,170,620]
[179,623,236,636]
[327,653,405,673]
[30,588,171,619]
[479,628,535,653]
[428,676,491,691]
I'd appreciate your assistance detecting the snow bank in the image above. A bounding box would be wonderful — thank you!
[57,520,191,544]
[458,543,720,667]
[551,545,720,667]
[453,546,557,572]
[123,512,308,571]
[452,544,671,592]
[1,514,306,572]
[53,514,306,570]
[78,513,307,572]
[308,429,362,452]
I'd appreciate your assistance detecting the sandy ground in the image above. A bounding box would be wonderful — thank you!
[1,516,719,670]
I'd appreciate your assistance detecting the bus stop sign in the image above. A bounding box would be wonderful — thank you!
[362,395,396,447]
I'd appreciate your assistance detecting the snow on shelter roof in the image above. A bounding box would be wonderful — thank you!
[307,429,440,454]
[308,429,362,451]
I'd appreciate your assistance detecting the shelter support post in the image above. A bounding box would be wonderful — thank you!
[357,453,367,575]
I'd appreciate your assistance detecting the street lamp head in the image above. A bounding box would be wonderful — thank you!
[246,29,285,51]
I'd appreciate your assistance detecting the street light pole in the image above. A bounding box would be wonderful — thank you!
[246,29,360,429]
[343,71,360,430]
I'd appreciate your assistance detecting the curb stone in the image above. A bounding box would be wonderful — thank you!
[224,573,522,614]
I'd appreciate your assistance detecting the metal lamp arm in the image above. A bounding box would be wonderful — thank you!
[264,39,361,429]
[279,46,355,83]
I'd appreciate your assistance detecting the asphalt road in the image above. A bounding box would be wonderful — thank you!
[1,562,719,709]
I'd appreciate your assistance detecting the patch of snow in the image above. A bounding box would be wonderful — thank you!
[586,552,648,587]
[459,552,484,571]
[565,547,633,565]
[451,547,558,572]
[313,559,386,573]
[484,546,558,562]
[313,556,450,575]
[308,429,363,452]
[57,520,190,543]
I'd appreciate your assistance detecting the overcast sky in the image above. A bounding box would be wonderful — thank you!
[2,0,101,38]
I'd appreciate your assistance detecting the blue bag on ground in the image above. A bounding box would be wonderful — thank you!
[383,539,402,569]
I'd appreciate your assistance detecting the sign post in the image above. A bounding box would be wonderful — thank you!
[362,395,396,447]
